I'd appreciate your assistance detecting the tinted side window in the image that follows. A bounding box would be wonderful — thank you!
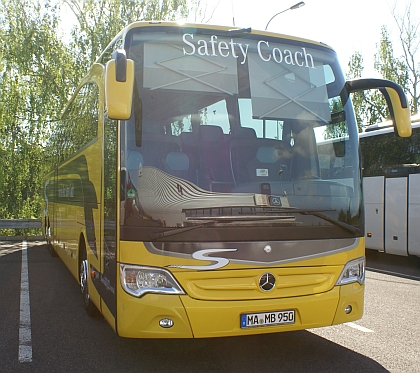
[361,130,420,177]
[56,83,99,161]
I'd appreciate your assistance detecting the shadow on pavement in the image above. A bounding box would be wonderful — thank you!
[3,242,391,373]
[366,248,420,281]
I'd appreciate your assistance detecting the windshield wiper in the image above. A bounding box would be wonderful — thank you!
[149,221,216,240]
[300,210,361,235]
[227,27,252,36]
[199,27,252,37]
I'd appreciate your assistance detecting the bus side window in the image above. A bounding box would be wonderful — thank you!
[59,83,99,161]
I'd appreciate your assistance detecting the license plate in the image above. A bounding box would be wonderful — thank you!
[241,310,295,328]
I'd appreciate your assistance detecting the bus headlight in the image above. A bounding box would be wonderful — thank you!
[336,257,365,285]
[120,264,185,297]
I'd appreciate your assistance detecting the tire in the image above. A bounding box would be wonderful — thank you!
[80,244,100,317]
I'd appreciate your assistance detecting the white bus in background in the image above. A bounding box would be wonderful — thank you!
[359,114,420,257]
[317,115,420,257]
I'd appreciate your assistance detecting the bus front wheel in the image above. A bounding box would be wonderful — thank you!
[80,244,100,317]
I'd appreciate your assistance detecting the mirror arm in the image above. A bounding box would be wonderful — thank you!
[346,78,408,109]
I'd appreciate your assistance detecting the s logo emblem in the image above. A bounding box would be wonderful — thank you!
[168,248,237,270]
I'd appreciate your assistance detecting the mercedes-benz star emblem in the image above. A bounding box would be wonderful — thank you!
[259,272,276,291]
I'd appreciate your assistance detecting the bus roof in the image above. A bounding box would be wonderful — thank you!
[359,113,420,139]
[115,21,334,51]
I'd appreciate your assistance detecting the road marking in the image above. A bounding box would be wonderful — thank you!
[19,240,33,363]
[345,322,374,333]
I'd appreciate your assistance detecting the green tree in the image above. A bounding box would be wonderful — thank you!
[391,1,420,114]
[45,0,193,161]
[0,0,73,226]
[348,1,419,131]
[65,0,189,71]
[375,26,409,87]
[347,51,371,129]
[347,28,405,130]
[0,0,200,229]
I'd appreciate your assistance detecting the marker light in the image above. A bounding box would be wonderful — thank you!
[120,265,185,297]
[336,257,365,285]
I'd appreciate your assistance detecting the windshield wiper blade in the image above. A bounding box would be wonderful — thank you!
[251,206,360,234]
[149,221,215,240]
[300,211,361,235]
[227,27,252,36]
[199,27,252,37]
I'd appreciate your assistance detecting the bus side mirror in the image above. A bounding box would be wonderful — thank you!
[105,49,135,120]
[346,78,412,137]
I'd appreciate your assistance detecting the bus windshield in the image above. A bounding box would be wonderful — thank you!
[120,27,362,242]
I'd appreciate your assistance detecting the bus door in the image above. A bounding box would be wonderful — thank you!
[384,176,408,255]
[408,173,420,256]
[365,175,408,255]
[364,176,385,251]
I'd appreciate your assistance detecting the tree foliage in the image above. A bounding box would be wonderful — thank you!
[347,1,419,131]
[0,0,73,224]
[65,0,188,72]
[391,1,420,113]
[347,52,370,129]
[0,0,193,226]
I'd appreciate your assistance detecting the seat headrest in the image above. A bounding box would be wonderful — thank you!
[256,147,280,164]
[199,125,223,142]
[166,152,189,171]
[232,126,257,139]
[180,132,196,147]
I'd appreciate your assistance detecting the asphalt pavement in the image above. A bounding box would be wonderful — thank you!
[0,241,419,373]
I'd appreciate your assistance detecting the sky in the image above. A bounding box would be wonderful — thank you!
[184,0,419,77]
[60,0,418,77]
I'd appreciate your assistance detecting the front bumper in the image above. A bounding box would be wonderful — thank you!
[116,281,364,338]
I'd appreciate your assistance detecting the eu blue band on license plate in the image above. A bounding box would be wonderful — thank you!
[241,310,295,328]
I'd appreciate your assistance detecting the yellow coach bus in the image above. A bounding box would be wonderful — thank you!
[42,21,411,338]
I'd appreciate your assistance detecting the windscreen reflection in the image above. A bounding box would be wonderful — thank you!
[119,29,362,240]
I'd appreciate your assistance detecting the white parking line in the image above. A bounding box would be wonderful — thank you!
[18,240,32,363]
[345,322,374,333]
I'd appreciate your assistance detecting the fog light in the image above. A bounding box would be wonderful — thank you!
[344,305,352,314]
[159,318,174,328]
